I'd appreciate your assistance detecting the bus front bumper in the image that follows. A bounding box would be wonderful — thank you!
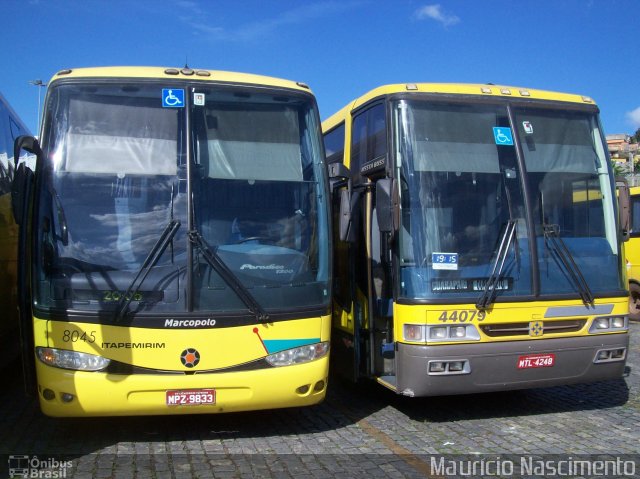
[35,357,329,417]
[394,333,629,397]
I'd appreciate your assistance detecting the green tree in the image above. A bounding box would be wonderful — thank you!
[611,160,626,176]
[631,128,640,144]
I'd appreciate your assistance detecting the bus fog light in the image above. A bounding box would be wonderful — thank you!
[594,348,626,363]
[429,361,445,372]
[42,389,55,401]
[265,341,329,367]
[296,385,310,394]
[313,380,325,392]
[449,361,464,372]
[428,360,470,375]
[61,393,75,403]
[36,347,110,371]
[611,349,625,359]
[403,324,425,341]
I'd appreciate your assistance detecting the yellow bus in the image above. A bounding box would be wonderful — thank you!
[0,92,31,364]
[627,186,640,320]
[323,83,630,396]
[11,66,331,416]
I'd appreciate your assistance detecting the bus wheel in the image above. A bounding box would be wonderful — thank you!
[629,283,640,321]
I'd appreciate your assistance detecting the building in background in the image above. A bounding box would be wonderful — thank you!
[608,133,640,181]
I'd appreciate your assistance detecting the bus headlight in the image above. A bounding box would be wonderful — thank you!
[36,347,110,371]
[426,325,481,342]
[429,326,448,340]
[265,342,329,367]
[588,316,628,333]
[403,325,481,342]
[450,326,467,338]
[611,317,626,329]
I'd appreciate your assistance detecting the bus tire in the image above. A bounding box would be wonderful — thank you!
[629,282,640,321]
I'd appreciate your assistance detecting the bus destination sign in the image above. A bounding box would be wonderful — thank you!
[431,277,513,293]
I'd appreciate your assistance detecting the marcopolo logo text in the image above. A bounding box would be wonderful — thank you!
[164,318,217,328]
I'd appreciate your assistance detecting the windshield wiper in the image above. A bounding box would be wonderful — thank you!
[188,229,269,323]
[114,220,181,321]
[476,220,517,311]
[543,224,594,307]
[51,188,69,245]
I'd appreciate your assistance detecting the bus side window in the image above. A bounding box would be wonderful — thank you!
[323,123,345,165]
[351,111,368,182]
[630,195,640,237]
[351,103,387,183]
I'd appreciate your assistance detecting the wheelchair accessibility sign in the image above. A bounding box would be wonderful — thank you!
[162,89,185,108]
[493,127,514,146]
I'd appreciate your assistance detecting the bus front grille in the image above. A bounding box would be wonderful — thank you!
[480,319,587,337]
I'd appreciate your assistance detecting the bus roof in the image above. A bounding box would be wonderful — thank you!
[322,83,597,131]
[48,66,313,94]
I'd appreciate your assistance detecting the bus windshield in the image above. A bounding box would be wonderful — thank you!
[395,99,622,302]
[36,83,329,318]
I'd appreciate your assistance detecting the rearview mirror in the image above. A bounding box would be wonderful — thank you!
[616,177,631,242]
[339,188,354,242]
[376,178,399,238]
[13,135,41,168]
[11,136,40,225]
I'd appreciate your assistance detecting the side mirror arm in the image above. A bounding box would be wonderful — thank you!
[327,162,351,192]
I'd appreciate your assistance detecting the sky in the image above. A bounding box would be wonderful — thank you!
[2,0,639,136]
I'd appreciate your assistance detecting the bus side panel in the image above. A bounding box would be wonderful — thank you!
[0,193,19,360]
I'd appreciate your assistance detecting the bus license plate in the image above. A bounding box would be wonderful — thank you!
[517,353,555,369]
[166,389,216,406]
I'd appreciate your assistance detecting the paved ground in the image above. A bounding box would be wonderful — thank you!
[1,323,639,478]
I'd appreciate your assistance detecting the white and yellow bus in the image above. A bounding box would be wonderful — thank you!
[323,83,630,396]
[11,66,331,416]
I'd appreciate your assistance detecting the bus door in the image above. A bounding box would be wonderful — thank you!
[12,136,38,395]
[350,103,394,382]
[371,178,398,383]
[328,162,369,382]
